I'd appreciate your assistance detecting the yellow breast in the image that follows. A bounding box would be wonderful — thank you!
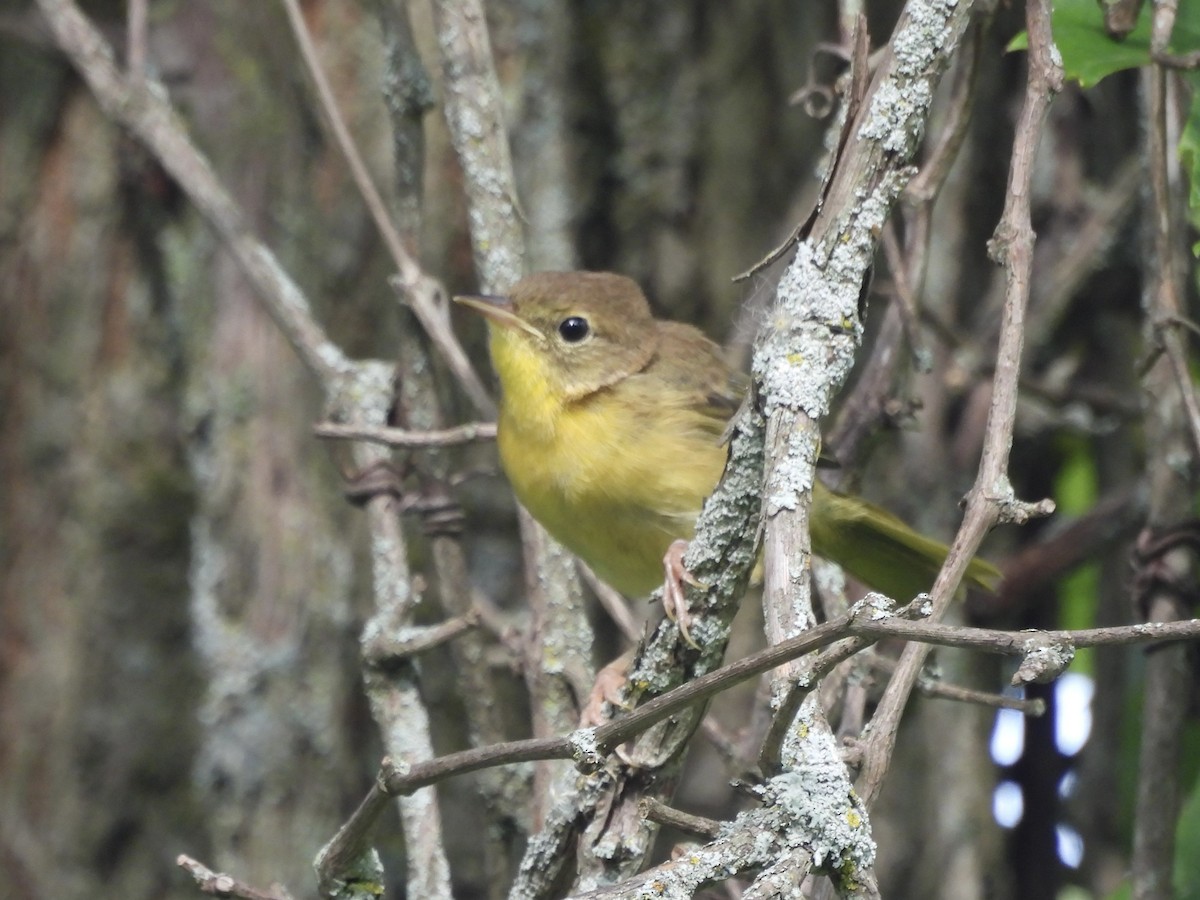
[493,333,725,596]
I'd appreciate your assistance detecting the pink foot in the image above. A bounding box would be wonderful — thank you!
[662,539,705,648]
[580,653,633,728]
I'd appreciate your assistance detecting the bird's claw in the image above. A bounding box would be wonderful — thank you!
[662,539,706,649]
[580,654,634,728]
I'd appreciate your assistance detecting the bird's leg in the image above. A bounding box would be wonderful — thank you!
[662,538,705,648]
[579,649,635,728]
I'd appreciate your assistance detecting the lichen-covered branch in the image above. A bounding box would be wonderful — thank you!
[735,3,977,893]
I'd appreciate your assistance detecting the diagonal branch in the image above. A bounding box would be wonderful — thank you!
[279,0,494,416]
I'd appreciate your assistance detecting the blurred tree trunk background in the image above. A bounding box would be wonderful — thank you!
[0,0,1185,898]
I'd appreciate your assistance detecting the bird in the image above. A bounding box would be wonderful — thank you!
[455,271,998,641]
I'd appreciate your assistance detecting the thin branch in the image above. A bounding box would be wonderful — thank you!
[349,429,453,899]
[431,0,525,293]
[279,0,494,416]
[177,855,294,900]
[1152,49,1200,70]
[1132,58,1200,458]
[361,610,481,664]
[913,674,1048,714]
[1159,327,1200,461]
[903,16,983,206]
[639,798,722,840]
[367,4,531,888]
[383,612,858,796]
[758,634,874,776]
[1150,0,1180,54]
[572,808,793,900]
[971,485,1145,619]
[374,598,1200,795]
[125,0,146,76]
[313,421,497,448]
[829,14,985,467]
[851,613,1200,661]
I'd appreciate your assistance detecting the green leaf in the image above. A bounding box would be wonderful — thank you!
[1010,0,1200,87]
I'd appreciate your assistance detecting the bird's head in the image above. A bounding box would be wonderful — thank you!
[455,271,660,402]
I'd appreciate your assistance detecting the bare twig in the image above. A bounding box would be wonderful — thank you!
[383,610,860,796]
[1157,324,1200,461]
[314,783,391,898]
[1152,50,1200,70]
[431,0,524,293]
[177,855,294,900]
[279,0,494,416]
[571,807,793,900]
[125,0,146,76]
[365,3,530,889]
[640,798,722,840]
[733,8,981,892]
[1150,0,1180,54]
[361,610,481,663]
[912,673,1047,714]
[1134,57,1200,460]
[349,416,453,899]
[970,485,1145,619]
[864,648,1046,715]
[829,16,985,467]
[313,421,496,448]
[758,632,878,777]
[827,292,908,469]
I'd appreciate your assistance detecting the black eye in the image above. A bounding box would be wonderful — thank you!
[558,316,590,343]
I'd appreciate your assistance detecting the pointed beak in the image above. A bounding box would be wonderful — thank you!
[453,294,543,340]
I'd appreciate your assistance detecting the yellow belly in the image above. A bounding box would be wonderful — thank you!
[498,393,726,597]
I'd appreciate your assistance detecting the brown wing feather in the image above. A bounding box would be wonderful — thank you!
[647,321,745,435]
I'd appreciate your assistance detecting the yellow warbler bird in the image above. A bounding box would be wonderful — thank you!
[456,271,998,625]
